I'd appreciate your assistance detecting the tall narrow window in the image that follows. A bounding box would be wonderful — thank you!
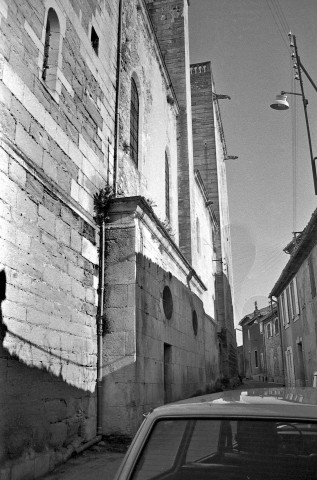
[279,293,285,325]
[275,318,279,335]
[130,78,139,165]
[286,285,293,320]
[283,290,290,324]
[289,278,299,317]
[196,217,201,253]
[165,153,170,220]
[91,26,99,55]
[254,350,258,368]
[293,277,300,315]
[42,16,51,81]
[308,255,316,298]
[42,8,60,90]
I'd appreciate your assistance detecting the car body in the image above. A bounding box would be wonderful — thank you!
[114,387,317,480]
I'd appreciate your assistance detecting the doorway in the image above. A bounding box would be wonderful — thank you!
[164,343,172,404]
[285,346,295,387]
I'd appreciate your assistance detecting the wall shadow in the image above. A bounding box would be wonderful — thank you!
[0,269,97,472]
[101,252,221,436]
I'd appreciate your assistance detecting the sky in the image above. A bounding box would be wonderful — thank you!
[189,0,317,343]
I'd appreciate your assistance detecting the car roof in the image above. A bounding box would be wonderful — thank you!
[148,388,317,420]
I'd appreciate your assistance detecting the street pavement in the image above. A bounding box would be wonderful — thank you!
[40,379,284,480]
[41,444,126,480]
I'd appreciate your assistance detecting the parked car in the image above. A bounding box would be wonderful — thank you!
[114,388,317,480]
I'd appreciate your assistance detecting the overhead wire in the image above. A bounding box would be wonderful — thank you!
[265,0,298,233]
[291,57,298,234]
[234,1,298,318]
[271,0,290,37]
[265,0,291,53]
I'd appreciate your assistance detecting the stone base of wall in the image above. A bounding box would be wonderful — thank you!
[0,444,74,480]
[102,197,220,436]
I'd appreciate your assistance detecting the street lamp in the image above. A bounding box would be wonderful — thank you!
[270,33,317,195]
[212,92,231,100]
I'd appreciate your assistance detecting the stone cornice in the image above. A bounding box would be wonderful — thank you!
[139,0,180,115]
[107,195,207,292]
[194,169,219,230]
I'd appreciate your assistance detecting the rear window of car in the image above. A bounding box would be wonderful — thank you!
[131,418,317,480]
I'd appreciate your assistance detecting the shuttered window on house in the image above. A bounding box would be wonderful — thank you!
[308,255,316,298]
[286,285,293,320]
[275,318,279,334]
[279,295,285,325]
[290,278,300,317]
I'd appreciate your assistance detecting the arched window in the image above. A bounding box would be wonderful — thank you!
[130,78,139,165]
[196,217,201,253]
[42,8,60,90]
[267,323,271,338]
[165,152,170,220]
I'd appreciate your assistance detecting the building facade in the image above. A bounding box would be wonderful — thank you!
[261,305,284,384]
[270,209,317,388]
[0,0,119,477]
[191,61,237,380]
[0,0,236,477]
[240,304,270,382]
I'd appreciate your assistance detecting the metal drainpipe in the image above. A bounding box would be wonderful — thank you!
[96,219,105,436]
[96,0,124,437]
[113,0,124,196]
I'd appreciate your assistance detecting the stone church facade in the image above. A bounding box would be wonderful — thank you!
[0,0,236,477]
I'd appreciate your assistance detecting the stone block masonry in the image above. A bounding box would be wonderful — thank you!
[190,60,237,379]
[0,0,119,477]
[146,0,196,264]
[0,141,99,468]
[102,197,219,436]
[191,62,219,214]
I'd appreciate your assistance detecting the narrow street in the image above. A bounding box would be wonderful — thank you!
[40,379,283,480]
[41,446,126,480]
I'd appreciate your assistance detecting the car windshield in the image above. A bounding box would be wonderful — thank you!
[131,418,317,480]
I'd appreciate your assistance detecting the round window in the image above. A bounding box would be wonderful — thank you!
[192,310,198,336]
[163,286,173,319]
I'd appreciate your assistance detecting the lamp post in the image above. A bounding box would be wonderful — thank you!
[212,92,231,100]
[270,33,317,195]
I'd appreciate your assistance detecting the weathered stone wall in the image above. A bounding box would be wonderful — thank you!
[191,61,237,377]
[118,0,179,241]
[191,62,218,213]
[264,321,284,384]
[135,254,219,410]
[213,99,235,324]
[283,248,317,386]
[146,0,196,264]
[102,197,219,435]
[213,84,237,377]
[242,321,265,381]
[0,0,118,476]
[193,180,216,320]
